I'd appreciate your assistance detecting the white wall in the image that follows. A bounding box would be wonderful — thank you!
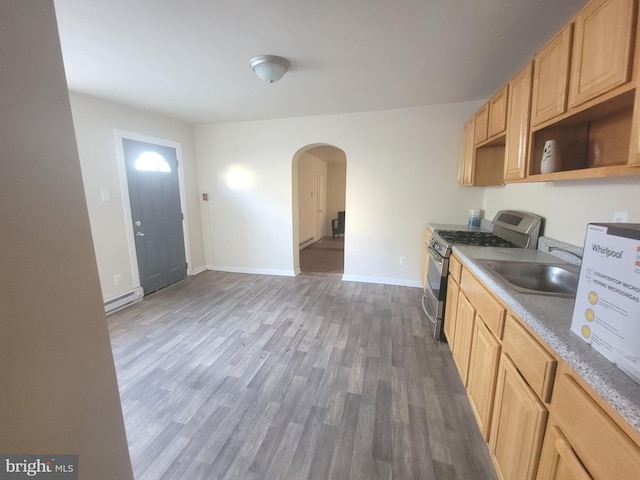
[196,102,484,285]
[298,152,327,243]
[0,2,132,477]
[69,92,206,302]
[483,175,640,246]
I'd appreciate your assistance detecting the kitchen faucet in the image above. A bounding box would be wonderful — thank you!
[545,245,583,260]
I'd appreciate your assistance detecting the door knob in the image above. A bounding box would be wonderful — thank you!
[136,232,145,237]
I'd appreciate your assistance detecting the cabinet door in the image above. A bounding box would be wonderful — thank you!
[466,316,501,440]
[548,371,640,479]
[488,86,509,137]
[568,0,635,108]
[537,426,593,480]
[452,292,475,385]
[531,25,573,127]
[475,103,489,144]
[443,276,459,344]
[459,117,476,185]
[505,62,533,181]
[490,354,548,480]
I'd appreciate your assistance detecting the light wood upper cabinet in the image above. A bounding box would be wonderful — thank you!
[458,0,640,183]
[488,86,509,138]
[531,25,573,127]
[490,354,548,480]
[459,116,476,185]
[475,103,489,145]
[568,0,636,108]
[504,62,533,181]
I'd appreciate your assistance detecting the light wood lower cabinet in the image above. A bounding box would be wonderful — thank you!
[451,292,475,386]
[502,314,556,403]
[490,354,548,480]
[443,276,459,344]
[446,259,640,480]
[537,367,640,480]
[467,316,501,440]
[536,426,592,480]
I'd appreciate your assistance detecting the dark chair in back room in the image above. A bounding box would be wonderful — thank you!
[332,211,345,239]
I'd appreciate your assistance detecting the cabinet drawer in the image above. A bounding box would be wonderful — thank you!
[502,314,556,403]
[553,372,640,479]
[460,268,505,339]
[424,228,433,245]
[449,255,462,283]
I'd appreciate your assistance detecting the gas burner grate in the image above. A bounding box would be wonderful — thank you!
[435,230,515,248]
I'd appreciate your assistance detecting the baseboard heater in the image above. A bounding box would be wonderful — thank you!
[104,287,144,315]
[299,236,315,250]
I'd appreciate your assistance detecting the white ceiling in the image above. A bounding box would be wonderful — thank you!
[53,0,586,125]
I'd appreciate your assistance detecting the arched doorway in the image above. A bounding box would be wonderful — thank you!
[292,144,346,275]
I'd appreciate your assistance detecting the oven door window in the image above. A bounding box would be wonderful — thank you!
[427,249,447,301]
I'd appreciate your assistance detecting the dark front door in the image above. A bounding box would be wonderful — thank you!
[123,138,187,294]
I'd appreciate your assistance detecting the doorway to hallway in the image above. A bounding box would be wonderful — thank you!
[294,145,346,275]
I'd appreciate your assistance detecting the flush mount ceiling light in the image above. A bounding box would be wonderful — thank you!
[249,55,290,83]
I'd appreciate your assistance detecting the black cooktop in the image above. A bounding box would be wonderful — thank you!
[435,230,515,248]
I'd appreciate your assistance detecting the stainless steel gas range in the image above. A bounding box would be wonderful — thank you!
[424,210,544,341]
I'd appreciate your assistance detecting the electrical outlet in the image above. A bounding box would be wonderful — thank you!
[399,256,407,266]
[114,273,122,286]
[613,211,628,223]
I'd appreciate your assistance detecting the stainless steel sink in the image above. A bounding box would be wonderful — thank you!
[477,260,580,297]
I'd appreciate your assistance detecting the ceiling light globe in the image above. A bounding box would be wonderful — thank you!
[249,55,290,83]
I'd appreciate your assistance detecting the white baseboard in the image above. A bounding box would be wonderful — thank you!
[104,287,144,315]
[299,237,315,250]
[190,265,208,275]
[209,266,296,277]
[341,274,422,288]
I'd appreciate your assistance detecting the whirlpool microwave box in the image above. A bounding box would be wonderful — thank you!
[571,223,640,383]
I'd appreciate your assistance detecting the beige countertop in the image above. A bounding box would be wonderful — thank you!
[452,245,640,435]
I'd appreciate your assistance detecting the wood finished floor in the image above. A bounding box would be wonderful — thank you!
[108,271,497,480]
[299,237,344,274]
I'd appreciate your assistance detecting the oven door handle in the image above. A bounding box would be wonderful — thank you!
[428,246,444,267]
